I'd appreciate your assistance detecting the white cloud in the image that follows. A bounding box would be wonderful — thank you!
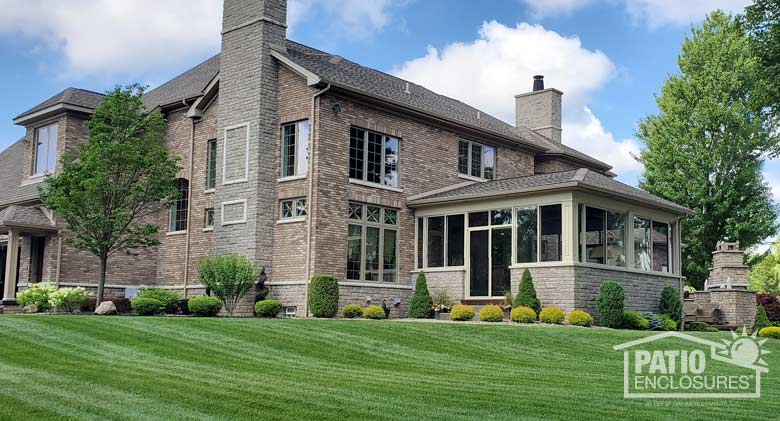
[624,0,753,29]
[521,0,594,18]
[393,21,643,174]
[0,0,399,78]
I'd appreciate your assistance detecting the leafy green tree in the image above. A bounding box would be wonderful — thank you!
[514,269,540,315]
[198,254,258,316]
[637,11,778,289]
[40,85,180,304]
[749,240,780,294]
[408,272,433,318]
[744,0,780,139]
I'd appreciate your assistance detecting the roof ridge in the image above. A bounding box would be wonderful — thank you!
[573,168,589,182]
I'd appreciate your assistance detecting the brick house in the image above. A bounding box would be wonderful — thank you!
[0,0,691,317]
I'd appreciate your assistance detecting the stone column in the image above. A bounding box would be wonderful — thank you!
[2,230,20,302]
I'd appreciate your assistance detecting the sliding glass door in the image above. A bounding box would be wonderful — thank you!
[468,210,512,298]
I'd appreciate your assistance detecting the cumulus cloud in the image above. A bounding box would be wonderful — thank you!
[0,0,399,78]
[393,21,644,174]
[521,0,594,18]
[623,0,753,29]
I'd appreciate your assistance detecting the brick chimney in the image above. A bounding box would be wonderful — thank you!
[215,0,287,290]
[515,75,563,143]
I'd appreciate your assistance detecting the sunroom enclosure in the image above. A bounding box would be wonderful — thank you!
[413,191,683,300]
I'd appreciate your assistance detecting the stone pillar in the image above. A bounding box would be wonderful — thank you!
[2,230,20,302]
[214,0,287,313]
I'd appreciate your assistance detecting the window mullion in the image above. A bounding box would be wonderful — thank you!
[380,136,386,186]
[537,206,541,263]
[378,227,384,283]
[362,130,369,182]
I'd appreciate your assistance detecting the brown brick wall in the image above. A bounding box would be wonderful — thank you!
[535,157,579,174]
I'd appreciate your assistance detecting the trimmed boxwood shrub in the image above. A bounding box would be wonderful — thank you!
[363,305,385,319]
[308,275,339,318]
[479,305,504,322]
[255,299,283,317]
[659,286,682,325]
[642,312,662,331]
[408,272,434,318]
[450,304,476,321]
[759,326,780,339]
[622,311,649,330]
[704,326,720,333]
[685,321,710,332]
[138,288,180,314]
[131,297,164,316]
[343,304,364,318]
[754,305,772,332]
[510,306,537,323]
[568,310,593,327]
[597,281,624,328]
[539,307,565,324]
[188,295,223,317]
[177,299,190,315]
[515,269,541,315]
[659,314,677,331]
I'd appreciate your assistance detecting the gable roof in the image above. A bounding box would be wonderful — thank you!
[142,54,220,110]
[408,168,693,215]
[14,88,104,124]
[0,204,56,232]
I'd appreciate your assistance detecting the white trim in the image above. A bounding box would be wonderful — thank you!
[411,267,465,273]
[457,174,487,183]
[277,217,305,224]
[349,178,403,192]
[204,189,215,194]
[278,175,307,183]
[13,103,94,125]
[166,231,187,236]
[266,280,307,286]
[221,199,247,225]
[222,123,250,185]
[20,176,46,187]
[202,227,214,232]
[270,50,322,86]
[338,281,413,290]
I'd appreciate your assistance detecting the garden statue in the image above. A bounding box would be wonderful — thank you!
[254,267,269,303]
[382,299,390,319]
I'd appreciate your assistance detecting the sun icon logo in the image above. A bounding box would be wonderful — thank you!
[716,327,771,369]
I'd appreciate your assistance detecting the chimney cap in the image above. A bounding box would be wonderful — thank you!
[532,75,545,91]
[533,75,544,80]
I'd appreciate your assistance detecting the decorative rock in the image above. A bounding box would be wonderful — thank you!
[21,304,38,314]
[95,301,117,315]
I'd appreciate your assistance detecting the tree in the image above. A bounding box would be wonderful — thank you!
[198,254,258,317]
[514,269,540,315]
[749,240,780,294]
[744,0,780,140]
[754,304,772,332]
[637,11,778,289]
[659,286,682,326]
[408,272,433,318]
[40,85,180,304]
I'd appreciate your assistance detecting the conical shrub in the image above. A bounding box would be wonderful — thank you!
[514,269,541,315]
[408,272,433,318]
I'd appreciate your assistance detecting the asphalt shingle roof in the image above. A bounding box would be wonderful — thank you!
[0,204,55,230]
[142,54,220,109]
[0,139,41,206]
[15,88,104,121]
[410,168,692,214]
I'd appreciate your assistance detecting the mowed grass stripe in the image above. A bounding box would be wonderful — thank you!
[0,316,777,420]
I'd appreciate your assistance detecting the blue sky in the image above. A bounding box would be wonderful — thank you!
[0,0,775,197]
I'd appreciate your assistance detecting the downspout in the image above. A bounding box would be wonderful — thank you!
[55,233,62,287]
[304,84,331,317]
[182,110,197,298]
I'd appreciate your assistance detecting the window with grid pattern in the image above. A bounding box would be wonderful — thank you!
[170,179,189,232]
[349,127,399,188]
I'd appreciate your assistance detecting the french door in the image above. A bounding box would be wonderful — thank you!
[469,228,511,297]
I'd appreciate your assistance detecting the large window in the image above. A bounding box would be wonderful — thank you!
[347,202,397,282]
[349,127,399,188]
[33,123,58,175]
[281,120,309,178]
[652,221,671,273]
[514,205,561,263]
[633,217,652,271]
[170,179,189,232]
[417,214,465,268]
[540,205,562,262]
[516,207,537,263]
[458,140,495,180]
[632,217,672,273]
[583,206,626,267]
[206,139,217,190]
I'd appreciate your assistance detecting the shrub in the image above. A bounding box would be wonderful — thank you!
[198,254,258,316]
[754,305,772,332]
[758,326,780,339]
[659,286,683,326]
[363,305,385,319]
[685,321,710,332]
[479,305,504,322]
[188,295,223,317]
[342,304,364,318]
[764,302,780,322]
[408,272,433,318]
[539,307,565,324]
[642,312,662,331]
[597,281,624,328]
[450,304,476,321]
[659,314,678,331]
[704,326,720,333]
[510,306,536,323]
[131,297,164,316]
[514,269,540,315]
[756,293,777,305]
[308,275,339,318]
[49,287,91,313]
[255,299,283,317]
[568,310,593,327]
[16,283,57,311]
[138,288,180,314]
[431,289,453,313]
[622,311,649,330]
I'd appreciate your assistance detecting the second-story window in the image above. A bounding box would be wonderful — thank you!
[458,139,495,181]
[349,127,399,188]
[206,139,217,190]
[33,123,58,176]
[170,178,189,232]
[281,120,309,178]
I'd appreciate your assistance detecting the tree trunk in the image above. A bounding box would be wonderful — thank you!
[97,255,107,304]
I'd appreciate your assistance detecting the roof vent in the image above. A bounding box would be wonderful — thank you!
[533,75,544,91]
[404,82,410,94]
[477,111,481,119]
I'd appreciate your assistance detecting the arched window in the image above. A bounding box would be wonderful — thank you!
[170,178,189,232]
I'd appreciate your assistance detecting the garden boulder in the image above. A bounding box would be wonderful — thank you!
[95,301,118,315]
[21,305,38,314]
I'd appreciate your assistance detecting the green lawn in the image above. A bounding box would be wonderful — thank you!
[0,316,777,420]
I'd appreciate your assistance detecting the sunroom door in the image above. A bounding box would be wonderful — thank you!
[468,227,511,297]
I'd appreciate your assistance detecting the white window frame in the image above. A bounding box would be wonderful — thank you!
[280,120,309,180]
[579,204,627,268]
[203,208,215,230]
[349,127,401,189]
[222,123,250,185]
[33,122,58,176]
[221,199,247,226]
[279,197,307,222]
[206,139,217,192]
[347,202,398,283]
[458,139,495,181]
